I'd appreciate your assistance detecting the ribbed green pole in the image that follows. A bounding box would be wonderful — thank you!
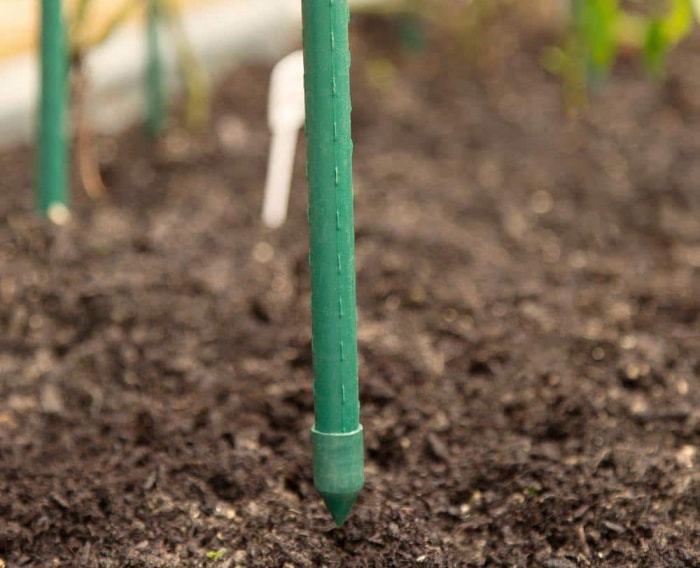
[38,0,69,220]
[302,0,364,527]
[146,0,164,136]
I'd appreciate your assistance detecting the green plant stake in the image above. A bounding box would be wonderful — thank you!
[302,0,364,527]
[38,0,69,222]
[146,0,164,136]
[398,13,427,54]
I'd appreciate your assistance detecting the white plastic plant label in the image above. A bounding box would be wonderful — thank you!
[262,50,305,229]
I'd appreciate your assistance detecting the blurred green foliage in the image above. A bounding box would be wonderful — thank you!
[359,0,700,105]
[64,0,209,199]
[572,0,618,83]
[68,0,209,131]
[357,0,513,52]
[644,0,697,76]
[568,0,698,80]
[561,0,698,104]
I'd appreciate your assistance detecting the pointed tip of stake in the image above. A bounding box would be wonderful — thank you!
[312,428,364,527]
[321,491,360,527]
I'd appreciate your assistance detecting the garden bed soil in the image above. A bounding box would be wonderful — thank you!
[1,15,699,567]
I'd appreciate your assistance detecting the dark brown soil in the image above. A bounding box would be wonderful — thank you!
[1,16,699,568]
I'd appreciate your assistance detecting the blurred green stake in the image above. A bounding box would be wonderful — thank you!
[38,0,70,223]
[146,0,164,136]
[302,0,364,527]
[398,14,427,53]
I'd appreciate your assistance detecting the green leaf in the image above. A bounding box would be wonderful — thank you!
[644,19,666,77]
[644,0,695,77]
[662,0,694,43]
[587,0,619,69]
[572,0,620,82]
[206,549,227,562]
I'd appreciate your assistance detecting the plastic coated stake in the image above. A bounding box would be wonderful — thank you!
[38,0,70,223]
[302,0,363,527]
[146,0,164,136]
